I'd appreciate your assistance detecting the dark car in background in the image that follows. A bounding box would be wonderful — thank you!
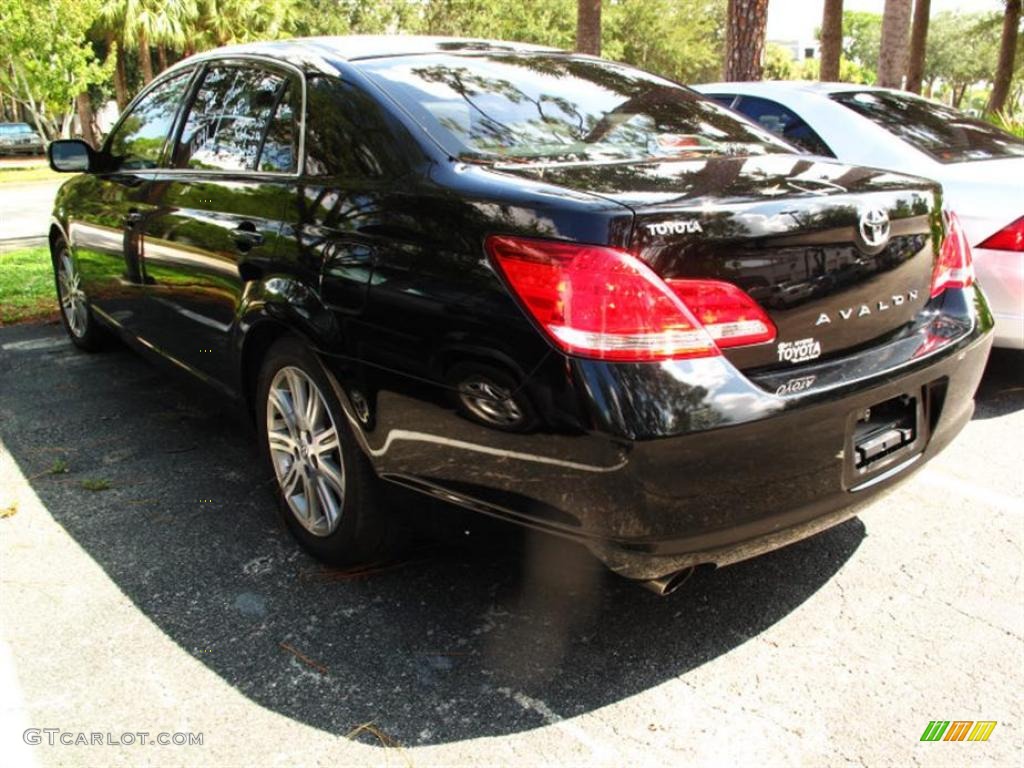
[0,122,45,155]
[46,36,993,595]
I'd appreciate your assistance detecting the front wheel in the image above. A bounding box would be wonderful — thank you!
[53,240,103,351]
[255,336,401,565]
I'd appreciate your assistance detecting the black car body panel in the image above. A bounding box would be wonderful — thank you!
[48,37,994,584]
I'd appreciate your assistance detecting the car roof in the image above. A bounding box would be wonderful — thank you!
[695,80,912,98]
[186,35,564,66]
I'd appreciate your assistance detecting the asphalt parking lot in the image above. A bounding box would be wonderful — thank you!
[0,320,1021,767]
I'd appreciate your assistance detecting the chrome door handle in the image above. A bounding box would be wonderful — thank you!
[234,223,264,251]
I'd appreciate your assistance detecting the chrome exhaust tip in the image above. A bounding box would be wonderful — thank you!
[639,567,696,596]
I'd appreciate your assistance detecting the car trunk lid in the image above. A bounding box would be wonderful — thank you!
[494,154,940,371]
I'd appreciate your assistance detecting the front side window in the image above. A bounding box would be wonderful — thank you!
[359,54,791,163]
[107,70,193,169]
[832,90,1024,164]
[734,96,834,157]
[174,64,296,172]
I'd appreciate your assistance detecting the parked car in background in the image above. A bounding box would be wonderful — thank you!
[46,38,993,595]
[694,81,1024,350]
[0,122,45,155]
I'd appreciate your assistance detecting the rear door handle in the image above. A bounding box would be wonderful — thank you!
[234,222,264,251]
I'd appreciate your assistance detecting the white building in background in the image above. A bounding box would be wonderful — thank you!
[770,39,821,62]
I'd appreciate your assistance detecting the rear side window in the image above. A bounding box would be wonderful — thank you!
[832,90,1024,164]
[304,76,399,179]
[174,65,296,172]
[107,71,193,169]
[734,96,834,157]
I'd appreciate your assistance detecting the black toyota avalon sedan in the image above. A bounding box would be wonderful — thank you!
[47,36,992,595]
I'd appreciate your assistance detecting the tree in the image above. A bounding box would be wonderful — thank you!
[925,11,1001,107]
[819,0,843,82]
[0,0,110,140]
[724,0,769,81]
[577,0,601,55]
[905,0,929,93]
[764,43,795,80]
[604,0,726,84]
[418,1,575,49]
[877,0,911,88]
[842,10,883,82]
[988,0,1022,113]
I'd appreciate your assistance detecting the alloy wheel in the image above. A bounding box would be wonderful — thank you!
[266,366,346,537]
[56,249,88,338]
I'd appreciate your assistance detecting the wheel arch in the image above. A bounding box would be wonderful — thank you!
[48,220,69,257]
[237,276,339,420]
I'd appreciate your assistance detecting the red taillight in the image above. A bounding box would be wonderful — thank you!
[977,216,1024,252]
[666,279,776,348]
[486,235,775,362]
[931,211,975,298]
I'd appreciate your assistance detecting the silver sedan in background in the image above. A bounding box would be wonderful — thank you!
[694,81,1024,349]
[0,122,45,156]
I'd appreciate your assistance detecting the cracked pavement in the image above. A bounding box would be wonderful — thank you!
[0,321,1021,767]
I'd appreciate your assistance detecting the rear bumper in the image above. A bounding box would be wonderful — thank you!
[352,287,993,581]
[590,335,987,579]
[582,292,993,579]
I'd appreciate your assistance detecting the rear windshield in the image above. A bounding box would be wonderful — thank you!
[359,53,791,163]
[831,90,1024,164]
[0,124,34,135]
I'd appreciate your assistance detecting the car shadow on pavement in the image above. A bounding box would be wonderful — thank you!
[1,322,867,747]
[972,349,1024,420]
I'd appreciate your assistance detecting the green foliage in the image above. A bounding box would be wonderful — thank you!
[0,0,112,139]
[415,0,576,49]
[604,0,727,85]
[923,11,1002,106]
[792,56,874,85]
[763,43,795,81]
[988,110,1024,138]
[841,10,882,82]
[81,478,113,491]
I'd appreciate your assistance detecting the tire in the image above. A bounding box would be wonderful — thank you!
[52,238,104,352]
[448,362,537,433]
[255,336,401,566]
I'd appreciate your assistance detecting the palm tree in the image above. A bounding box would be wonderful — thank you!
[877,0,912,88]
[905,0,931,93]
[819,0,843,82]
[576,0,601,56]
[98,0,153,86]
[988,0,1022,114]
[98,0,198,90]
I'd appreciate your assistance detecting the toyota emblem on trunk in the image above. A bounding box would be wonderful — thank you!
[859,208,891,249]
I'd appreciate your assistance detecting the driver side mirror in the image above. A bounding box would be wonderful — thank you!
[48,139,97,173]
